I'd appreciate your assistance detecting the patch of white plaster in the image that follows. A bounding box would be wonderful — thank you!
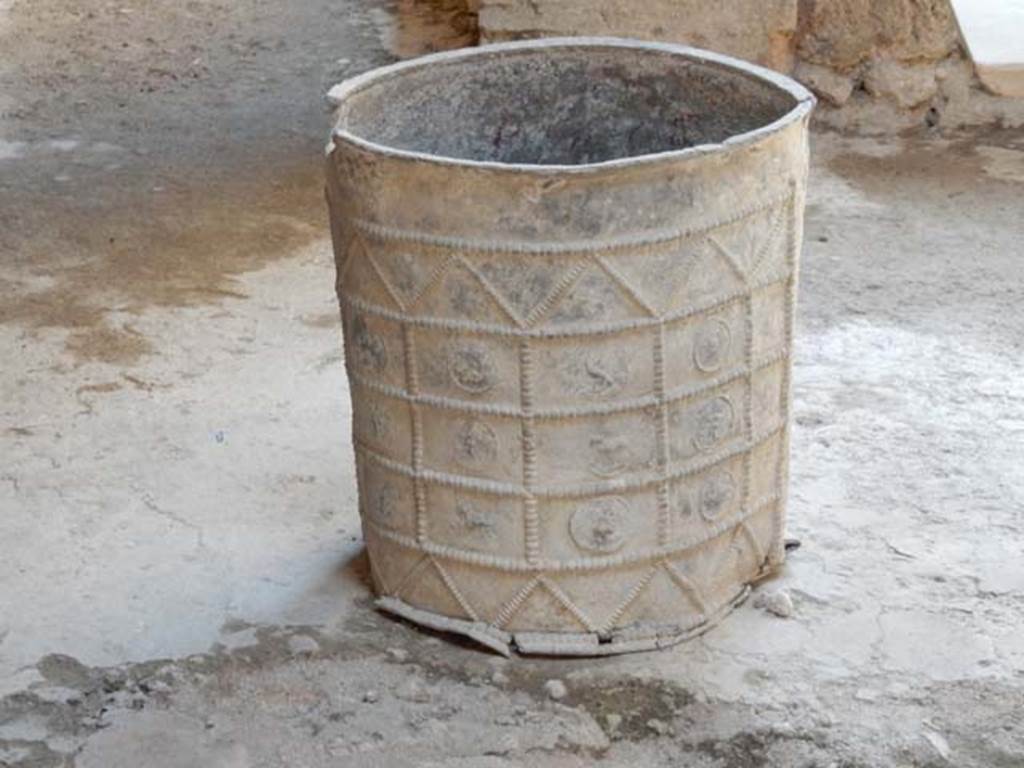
[0,139,26,160]
[47,138,80,152]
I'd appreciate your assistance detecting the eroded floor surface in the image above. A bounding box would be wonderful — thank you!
[2,1,1024,766]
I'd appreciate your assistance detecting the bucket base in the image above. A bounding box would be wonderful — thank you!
[376,584,752,657]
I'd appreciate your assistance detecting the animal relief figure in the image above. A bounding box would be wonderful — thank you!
[351,316,387,373]
[453,419,498,469]
[693,319,732,373]
[447,342,497,394]
[558,347,630,400]
[454,498,498,549]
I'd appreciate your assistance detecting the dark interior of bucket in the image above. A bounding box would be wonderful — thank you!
[338,46,798,166]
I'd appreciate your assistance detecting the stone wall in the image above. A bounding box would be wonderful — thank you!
[789,0,1024,131]
[470,0,1024,132]
[388,0,481,58]
[478,0,798,72]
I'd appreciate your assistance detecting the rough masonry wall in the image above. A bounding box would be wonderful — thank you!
[473,0,1024,132]
[791,0,1024,131]
[478,0,798,72]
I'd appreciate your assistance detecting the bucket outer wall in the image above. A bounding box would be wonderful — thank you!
[325,38,813,655]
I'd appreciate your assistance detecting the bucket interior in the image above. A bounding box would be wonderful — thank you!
[335,44,800,166]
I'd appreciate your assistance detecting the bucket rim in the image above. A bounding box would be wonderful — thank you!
[327,36,815,175]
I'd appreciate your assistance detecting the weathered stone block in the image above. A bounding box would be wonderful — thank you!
[797,0,960,70]
[794,60,855,106]
[478,0,799,71]
[864,58,939,107]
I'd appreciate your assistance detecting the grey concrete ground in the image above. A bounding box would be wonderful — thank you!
[2,1,1023,766]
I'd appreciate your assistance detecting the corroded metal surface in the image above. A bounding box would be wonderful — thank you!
[326,38,813,655]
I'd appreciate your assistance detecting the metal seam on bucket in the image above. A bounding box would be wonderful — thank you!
[364,492,781,574]
[354,420,787,500]
[348,187,795,254]
[346,346,790,421]
[340,271,792,339]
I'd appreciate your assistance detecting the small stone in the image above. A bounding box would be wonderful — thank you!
[772,722,796,738]
[395,678,431,703]
[144,679,172,694]
[605,713,623,731]
[102,669,127,692]
[754,588,795,619]
[887,682,910,698]
[544,679,567,700]
[854,688,879,702]
[647,718,671,736]
[490,671,509,686]
[362,690,379,704]
[30,686,83,705]
[287,635,320,656]
[386,647,408,663]
[923,730,951,761]
[326,737,350,757]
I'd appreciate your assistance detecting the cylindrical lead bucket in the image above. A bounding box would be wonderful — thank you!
[326,38,813,655]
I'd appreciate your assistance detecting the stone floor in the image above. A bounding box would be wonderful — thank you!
[2,1,1023,766]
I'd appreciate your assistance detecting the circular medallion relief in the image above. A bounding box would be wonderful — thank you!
[448,343,497,394]
[455,498,498,544]
[699,471,737,521]
[693,396,735,451]
[569,496,629,554]
[693,319,732,373]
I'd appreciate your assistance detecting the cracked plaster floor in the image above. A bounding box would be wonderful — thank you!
[1,0,1024,765]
